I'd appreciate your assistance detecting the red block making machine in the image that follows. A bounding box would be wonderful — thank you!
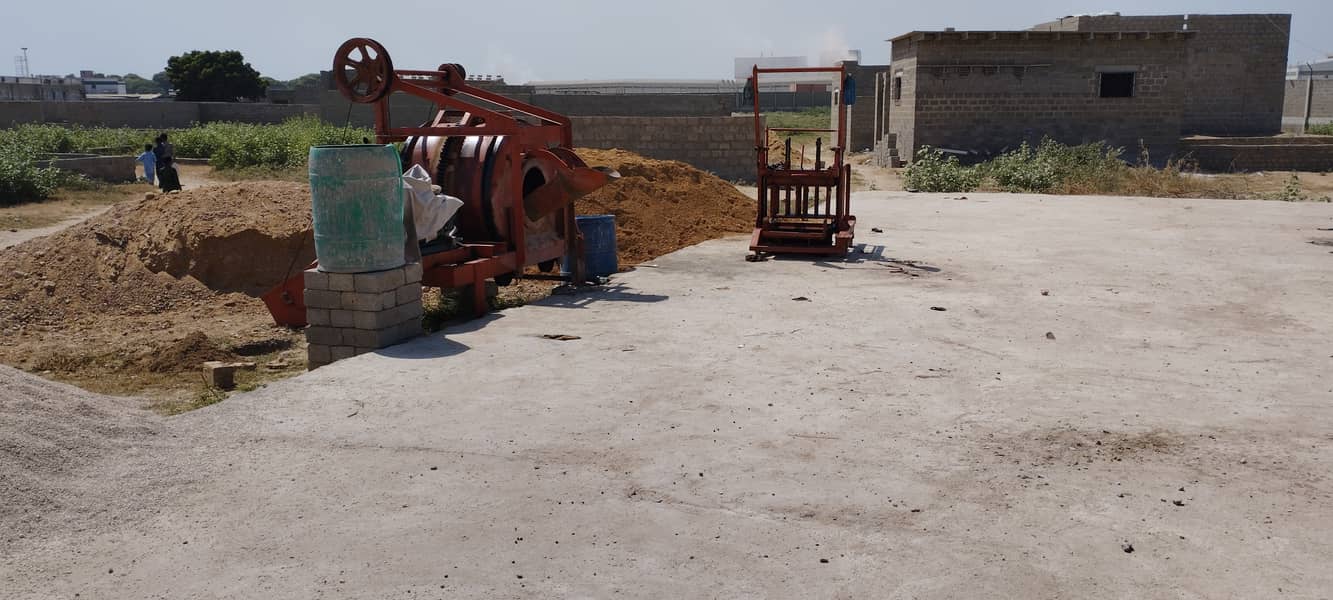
[265,38,617,326]
[747,65,856,257]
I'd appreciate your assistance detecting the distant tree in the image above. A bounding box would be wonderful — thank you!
[123,73,165,94]
[151,71,172,93]
[165,50,267,101]
[285,73,323,89]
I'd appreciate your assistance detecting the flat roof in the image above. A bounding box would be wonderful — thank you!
[889,30,1197,43]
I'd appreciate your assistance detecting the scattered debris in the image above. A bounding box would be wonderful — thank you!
[1173,500,1186,507]
[930,306,948,312]
[1041,290,1051,296]
[541,334,582,341]
[792,297,811,302]
[1046,332,1057,341]
[1122,543,1135,554]
[871,227,884,233]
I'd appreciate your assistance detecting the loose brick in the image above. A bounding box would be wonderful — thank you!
[202,361,237,390]
[354,268,405,294]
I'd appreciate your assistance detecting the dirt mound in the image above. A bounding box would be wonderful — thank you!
[138,331,238,373]
[0,182,312,399]
[575,149,754,265]
[0,182,313,329]
[0,364,161,541]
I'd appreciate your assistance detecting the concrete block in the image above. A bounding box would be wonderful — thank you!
[346,327,404,349]
[354,268,405,294]
[395,299,424,324]
[341,291,384,311]
[329,309,356,328]
[307,343,332,366]
[404,262,423,284]
[330,346,357,361]
[328,273,356,292]
[303,268,329,291]
[306,308,331,327]
[396,282,423,306]
[306,326,342,346]
[303,289,342,310]
[353,309,398,332]
[397,320,422,342]
[379,290,399,310]
[202,361,237,390]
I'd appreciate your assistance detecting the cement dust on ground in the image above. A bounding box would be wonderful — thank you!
[4,190,1331,598]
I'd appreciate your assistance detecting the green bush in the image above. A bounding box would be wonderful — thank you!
[205,117,370,169]
[1310,123,1333,136]
[0,141,67,204]
[983,138,1127,193]
[903,147,981,192]
[0,117,372,170]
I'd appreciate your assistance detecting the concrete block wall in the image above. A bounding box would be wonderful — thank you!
[887,42,919,163]
[39,155,136,182]
[0,100,317,128]
[570,116,757,182]
[1283,78,1333,131]
[303,263,424,369]
[1177,137,1333,172]
[841,61,891,152]
[1032,14,1291,136]
[891,34,1189,164]
[320,90,735,129]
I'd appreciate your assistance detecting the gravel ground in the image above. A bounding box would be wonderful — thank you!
[3,191,1332,598]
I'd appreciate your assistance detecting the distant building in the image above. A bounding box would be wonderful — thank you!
[79,71,127,95]
[0,75,84,101]
[734,56,836,92]
[527,79,739,95]
[877,13,1292,165]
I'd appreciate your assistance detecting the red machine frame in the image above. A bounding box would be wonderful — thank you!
[748,65,856,256]
[264,38,614,327]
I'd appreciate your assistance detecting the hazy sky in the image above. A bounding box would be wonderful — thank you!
[6,1,1330,82]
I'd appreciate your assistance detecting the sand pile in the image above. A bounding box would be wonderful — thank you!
[0,182,313,387]
[0,182,313,328]
[575,149,754,265]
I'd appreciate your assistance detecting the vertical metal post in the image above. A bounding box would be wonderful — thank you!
[1305,64,1315,134]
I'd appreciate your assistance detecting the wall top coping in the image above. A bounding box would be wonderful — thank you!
[890,30,1196,43]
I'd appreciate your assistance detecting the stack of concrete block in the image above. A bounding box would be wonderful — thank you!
[303,263,424,369]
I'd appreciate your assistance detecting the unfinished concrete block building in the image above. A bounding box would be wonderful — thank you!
[876,14,1291,165]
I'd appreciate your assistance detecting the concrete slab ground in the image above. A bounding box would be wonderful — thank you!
[5,192,1333,598]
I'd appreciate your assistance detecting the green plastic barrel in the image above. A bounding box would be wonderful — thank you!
[309,144,405,273]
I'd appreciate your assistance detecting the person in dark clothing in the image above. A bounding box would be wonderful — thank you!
[152,133,177,191]
[158,156,183,192]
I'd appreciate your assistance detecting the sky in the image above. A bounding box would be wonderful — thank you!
[5,0,1330,82]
